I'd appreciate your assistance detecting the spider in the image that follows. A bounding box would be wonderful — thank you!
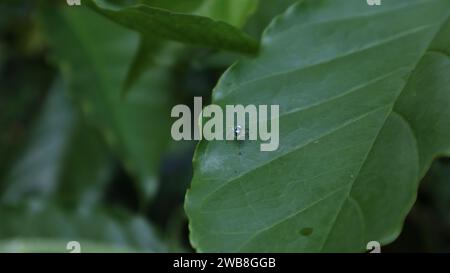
[233,125,249,141]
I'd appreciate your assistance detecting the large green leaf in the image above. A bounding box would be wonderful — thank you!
[86,0,259,55]
[42,5,173,202]
[185,0,450,252]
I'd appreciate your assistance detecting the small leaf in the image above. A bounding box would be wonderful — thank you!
[86,0,259,55]
[122,0,258,94]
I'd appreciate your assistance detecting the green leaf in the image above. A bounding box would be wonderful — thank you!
[122,0,258,93]
[194,0,301,70]
[136,0,259,41]
[185,0,450,252]
[86,0,259,55]
[42,6,173,203]
[140,0,258,27]
[1,78,110,210]
[138,0,204,13]
[0,206,165,252]
[194,0,258,28]
[244,0,301,38]
[122,36,181,95]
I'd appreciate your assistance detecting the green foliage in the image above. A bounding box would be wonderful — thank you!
[140,0,258,27]
[1,79,110,209]
[0,206,164,252]
[0,72,163,252]
[42,5,173,203]
[1,0,450,253]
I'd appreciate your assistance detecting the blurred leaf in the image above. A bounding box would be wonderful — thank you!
[0,239,131,253]
[182,0,303,70]
[0,66,51,180]
[0,206,165,252]
[138,0,204,13]
[139,0,258,27]
[123,0,258,93]
[186,0,450,252]
[194,0,258,28]
[0,3,55,178]
[122,37,181,95]
[42,5,173,203]
[86,0,259,55]
[245,0,301,38]
[185,0,300,70]
[1,78,110,210]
